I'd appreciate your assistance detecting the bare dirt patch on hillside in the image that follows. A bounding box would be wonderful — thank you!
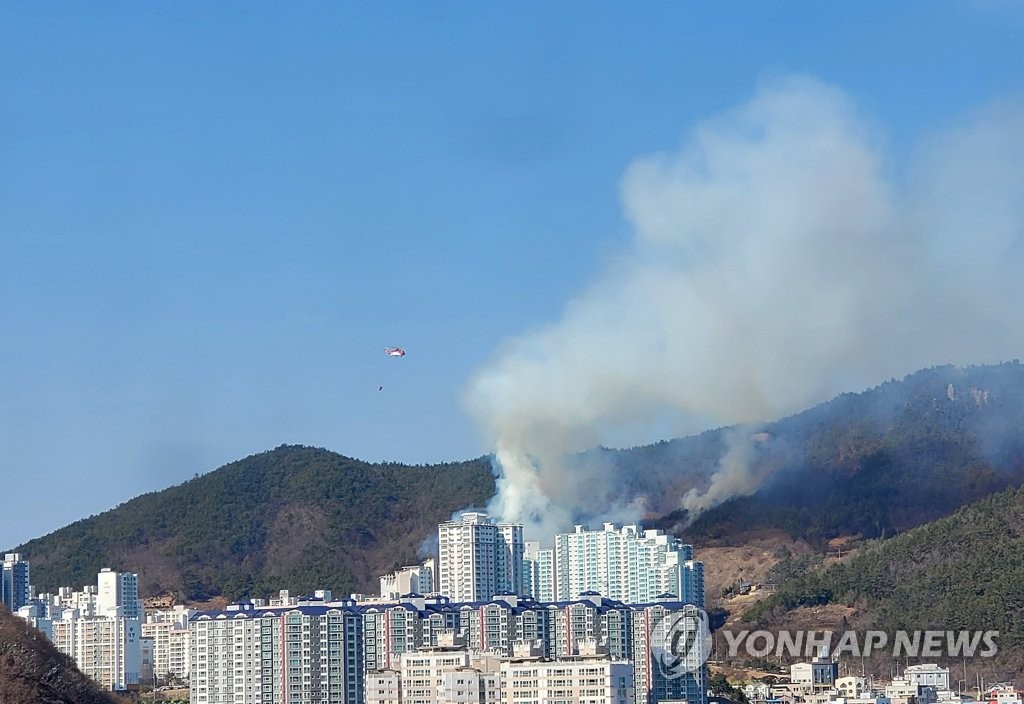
[696,530,815,605]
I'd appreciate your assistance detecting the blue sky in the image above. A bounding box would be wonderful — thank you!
[2,1,1023,547]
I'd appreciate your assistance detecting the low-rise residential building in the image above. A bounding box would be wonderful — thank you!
[743,682,772,702]
[904,664,949,691]
[791,652,838,693]
[886,677,919,703]
[54,585,99,615]
[835,676,872,699]
[985,685,1023,704]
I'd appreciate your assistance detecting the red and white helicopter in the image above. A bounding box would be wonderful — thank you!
[379,347,407,390]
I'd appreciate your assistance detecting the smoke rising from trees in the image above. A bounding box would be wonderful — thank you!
[464,75,1024,539]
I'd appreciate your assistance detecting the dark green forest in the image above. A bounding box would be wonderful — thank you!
[743,486,1024,659]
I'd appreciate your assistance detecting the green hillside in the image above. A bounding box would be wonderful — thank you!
[743,485,1024,660]
[11,362,1024,605]
[15,446,494,601]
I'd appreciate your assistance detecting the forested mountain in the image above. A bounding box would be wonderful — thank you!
[650,362,1024,545]
[9,362,1024,603]
[742,485,1024,666]
[14,447,494,601]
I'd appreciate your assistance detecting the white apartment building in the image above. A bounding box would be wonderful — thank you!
[382,592,702,704]
[190,609,261,703]
[523,542,555,602]
[18,568,145,692]
[365,669,402,704]
[50,609,143,691]
[438,512,524,602]
[380,559,435,600]
[495,522,524,596]
[98,567,143,619]
[189,603,364,704]
[366,655,501,704]
[55,584,99,615]
[501,656,634,704]
[365,636,632,704]
[399,644,474,704]
[441,666,501,704]
[631,603,707,704]
[16,602,51,635]
[549,523,704,605]
[143,607,194,680]
[437,516,703,608]
[194,591,704,704]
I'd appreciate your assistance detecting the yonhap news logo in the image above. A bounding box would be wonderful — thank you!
[652,605,713,678]
[718,629,1000,659]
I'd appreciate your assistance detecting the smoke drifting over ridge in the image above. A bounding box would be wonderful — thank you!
[463,76,1024,540]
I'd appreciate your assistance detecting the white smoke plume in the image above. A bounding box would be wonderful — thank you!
[464,75,1024,539]
[681,428,760,515]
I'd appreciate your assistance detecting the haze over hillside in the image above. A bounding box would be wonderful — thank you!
[10,361,1024,605]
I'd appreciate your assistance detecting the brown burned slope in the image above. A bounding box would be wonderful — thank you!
[13,445,495,602]
[0,607,127,704]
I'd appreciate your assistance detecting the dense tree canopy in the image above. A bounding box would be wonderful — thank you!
[14,446,495,601]
[744,486,1024,664]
